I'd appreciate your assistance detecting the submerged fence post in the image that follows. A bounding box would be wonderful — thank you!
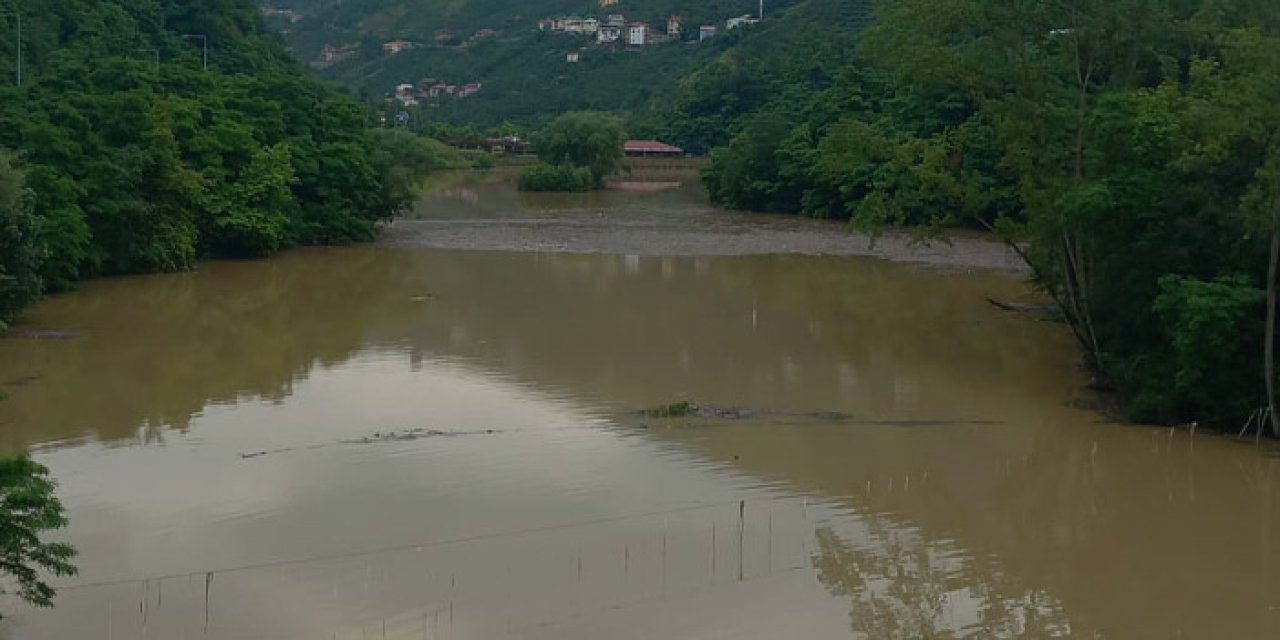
[767,505,773,575]
[204,572,213,635]
[662,518,669,589]
[738,500,745,582]
[711,520,717,580]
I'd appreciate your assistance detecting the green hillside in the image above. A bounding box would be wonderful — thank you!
[264,0,785,61]
[256,0,863,128]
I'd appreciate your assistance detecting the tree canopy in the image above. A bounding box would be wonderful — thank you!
[0,455,76,614]
[534,111,627,185]
[519,111,627,191]
[0,150,40,328]
[0,0,446,322]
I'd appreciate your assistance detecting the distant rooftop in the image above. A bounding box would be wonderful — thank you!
[624,140,684,155]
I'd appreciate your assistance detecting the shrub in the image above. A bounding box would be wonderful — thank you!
[517,163,595,192]
[471,153,496,170]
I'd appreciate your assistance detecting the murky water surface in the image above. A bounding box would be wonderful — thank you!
[0,178,1277,639]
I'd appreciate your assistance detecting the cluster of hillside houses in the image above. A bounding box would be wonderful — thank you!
[538,10,760,49]
[372,1,766,105]
[393,79,483,106]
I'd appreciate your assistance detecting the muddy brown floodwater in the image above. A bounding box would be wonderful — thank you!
[0,170,1276,639]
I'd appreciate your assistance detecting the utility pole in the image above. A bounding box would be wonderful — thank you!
[182,34,208,69]
[759,0,765,20]
[2,12,19,86]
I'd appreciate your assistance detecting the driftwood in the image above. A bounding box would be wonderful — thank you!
[0,328,85,340]
[638,402,1001,427]
[985,297,1060,320]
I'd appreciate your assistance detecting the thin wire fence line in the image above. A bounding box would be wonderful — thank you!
[117,552,819,640]
[511,558,814,638]
[54,495,821,593]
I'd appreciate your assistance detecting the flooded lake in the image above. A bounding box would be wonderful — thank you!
[0,173,1277,639]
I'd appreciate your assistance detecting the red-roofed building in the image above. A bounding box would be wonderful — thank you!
[624,140,685,157]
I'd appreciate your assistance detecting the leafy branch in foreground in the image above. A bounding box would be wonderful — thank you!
[0,456,77,614]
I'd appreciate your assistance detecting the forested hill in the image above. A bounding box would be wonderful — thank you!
[0,0,446,327]
[258,0,871,129]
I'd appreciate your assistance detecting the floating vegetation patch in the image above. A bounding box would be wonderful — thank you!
[637,402,1002,428]
[2,374,42,387]
[640,401,699,418]
[1,329,85,340]
[239,428,500,460]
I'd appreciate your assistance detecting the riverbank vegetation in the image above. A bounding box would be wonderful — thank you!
[0,0,445,327]
[692,0,1280,433]
[517,111,626,192]
[0,454,76,616]
[0,388,76,614]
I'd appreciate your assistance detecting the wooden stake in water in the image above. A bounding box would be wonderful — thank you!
[801,497,809,560]
[738,500,745,582]
[767,506,773,575]
[204,572,213,635]
[711,520,717,580]
[662,518,669,588]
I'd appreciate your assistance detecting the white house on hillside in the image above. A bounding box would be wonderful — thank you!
[561,17,600,34]
[598,25,622,43]
[627,23,647,46]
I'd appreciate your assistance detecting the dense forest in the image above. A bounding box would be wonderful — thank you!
[696,0,1280,433]
[0,0,448,328]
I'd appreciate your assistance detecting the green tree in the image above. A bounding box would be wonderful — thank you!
[0,0,451,324]
[366,129,449,219]
[0,149,41,329]
[517,163,595,192]
[204,143,296,258]
[0,455,77,614]
[531,111,627,188]
[702,114,796,211]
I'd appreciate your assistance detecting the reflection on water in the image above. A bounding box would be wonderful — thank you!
[0,249,427,451]
[0,244,1277,637]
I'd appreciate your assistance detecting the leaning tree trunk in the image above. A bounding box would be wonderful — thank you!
[1266,209,1280,437]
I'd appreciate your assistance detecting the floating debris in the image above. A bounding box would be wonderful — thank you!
[239,428,499,460]
[1,329,85,340]
[342,428,496,445]
[637,402,1000,427]
[640,401,698,418]
[1,374,42,387]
